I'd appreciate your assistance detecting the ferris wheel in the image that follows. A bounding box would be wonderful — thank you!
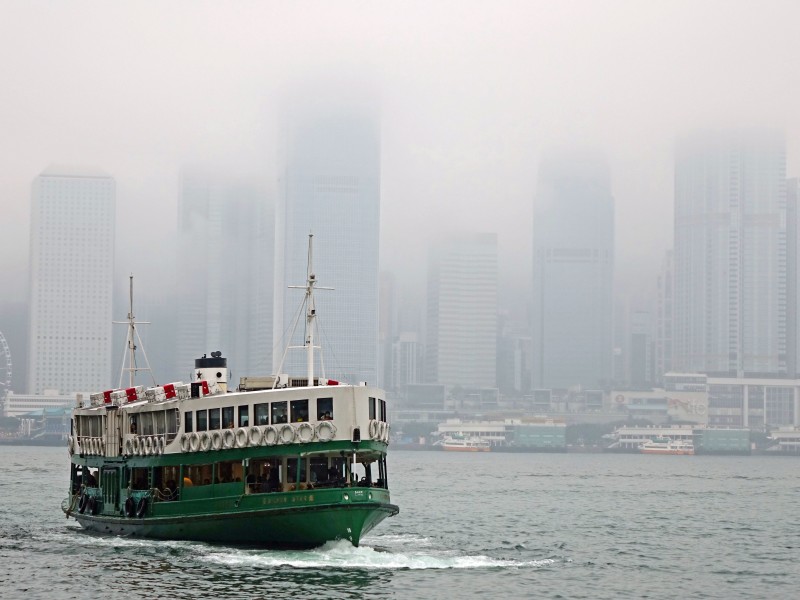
[0,330,11,416]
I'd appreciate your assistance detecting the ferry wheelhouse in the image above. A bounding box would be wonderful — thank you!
[62,239,398,547]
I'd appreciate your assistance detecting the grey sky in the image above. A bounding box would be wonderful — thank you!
[2,0,800,310]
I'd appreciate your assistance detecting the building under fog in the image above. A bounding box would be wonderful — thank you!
[425,233,498,388]
[531,153,614,390]
[673,131,787,377]
[175,170,273,381]
[27,166,115,394]
[273,104,381,385]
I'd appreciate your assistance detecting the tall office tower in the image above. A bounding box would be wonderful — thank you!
[273,104,381,384]
[425,233,498,388]
[531,153,614,390]
[786,178,799,377]
[654,250,674,384]
[176,169,273,381]
[27,166,115,394]
[378,271,396,389]
[629,310,653,387]
[673,131,787,376]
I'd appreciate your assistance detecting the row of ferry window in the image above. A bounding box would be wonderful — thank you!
[184,398,335,433]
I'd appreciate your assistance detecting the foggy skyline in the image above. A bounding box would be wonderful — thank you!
[3,1,800,314]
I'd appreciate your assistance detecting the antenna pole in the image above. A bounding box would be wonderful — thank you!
[306,234,316,383]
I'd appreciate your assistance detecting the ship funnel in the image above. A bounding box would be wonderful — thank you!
[195,351,228,394]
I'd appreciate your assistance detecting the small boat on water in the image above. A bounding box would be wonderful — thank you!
[639,437,695,455]
[437,435,491,452]
[62,236,398,547]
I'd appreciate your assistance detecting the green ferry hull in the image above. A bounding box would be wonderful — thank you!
[72,500,398,548]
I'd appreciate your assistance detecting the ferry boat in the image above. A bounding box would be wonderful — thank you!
[437,435,491,452]
[61,238,398,548]
[639,437,695,455]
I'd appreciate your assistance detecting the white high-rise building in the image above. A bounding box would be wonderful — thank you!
[176,169,273,380]
[273,107,381,385]
[673,131,787,376]
[531,153,614,390]
[425,233,498,388]
[27,166,115,394]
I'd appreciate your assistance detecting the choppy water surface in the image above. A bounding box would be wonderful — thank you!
[0,447,797,599]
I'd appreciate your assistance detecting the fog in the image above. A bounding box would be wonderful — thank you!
[2,1,800,344]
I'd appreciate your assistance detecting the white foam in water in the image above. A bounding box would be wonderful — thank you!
[201,539,555,570]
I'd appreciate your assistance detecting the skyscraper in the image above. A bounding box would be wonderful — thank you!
[654,250,674,384]
[531,153,614,390]
[27,166,115,394]
[175,169,273,381]
[673,131,786,376]
[273,104,381,384]
[787,178,799,377]
[425,232,498,388]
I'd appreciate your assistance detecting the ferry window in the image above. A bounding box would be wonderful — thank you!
[216,460,243,484]
[130,415,138,435]
[155,411,167,435]
[380,400,387,422]
[166,409,178,435]
[369,397,376,420]
[209,408,221,430]
[291,399,309,423]
[222,406,234,429]
[254,403,269,425]
[184,412,193,433]
[238,405,249,427]
[271,402,288,424]
[317,397,333,420]
[196,410,208,432]
[140,412,154,435]
[287,457,307,486]
[184,464,213,487]
[131,467,149,490]
[309,457,329,484]
[247,459,280,493]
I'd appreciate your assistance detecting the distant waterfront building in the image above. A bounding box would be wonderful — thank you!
[27,166,115,394]
[273,104,381,384]
[786,178,799,377]
[425,233,498,388]
[654,250,674,384]
[531,153,614,390]
[5,390,78,418]
[175,169,273,380]
[673,131,787,376]
[392,331,424,390]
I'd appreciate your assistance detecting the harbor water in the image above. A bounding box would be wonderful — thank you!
[0,446,797,599]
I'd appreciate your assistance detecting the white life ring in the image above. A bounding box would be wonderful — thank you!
[145,436,153,455]
[383,422,391,443]
[368,419,380,440]
[316,421,337,442]
[86,438,93,455]
[132,436,140,455]
[157,436,165,454]
[200,432,211,451]
[248,426,263,446]
[297,422,315,443]
[189,432,200,452]
[222,429,235,449]
[94,438,101,455]
[124,438,133,455]
[98,439,105,456]
[211,430,223,450]
[67,436,74,455]
[263,426,278,446]
[235,427,248,448]
[279,424,296,444]
[180,434,190,453]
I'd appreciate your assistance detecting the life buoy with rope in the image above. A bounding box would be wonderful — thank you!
[211,430,223,450]
[132,436,141,455]
[297,422,314,443]
[125,438,134,455]
[382,422,390,443]
[200,432,211,451]
[222,429,235,449]
[157,436,165,454]
[316,420,336,442]
[248,426,262,446]
[136,497,148,518]
[190,432,200,452]
[279,424,296,444]
[180,434,190,453]
[68,436,75,455]
[124,496,136,518]
[235,427,248,448]
[145,436,153,455]
[264,426,278,446]
[368,419,380,440]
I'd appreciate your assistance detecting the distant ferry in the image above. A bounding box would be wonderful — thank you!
[61,237,398,548]
[640,438,695,455]
[437,435,491,452]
